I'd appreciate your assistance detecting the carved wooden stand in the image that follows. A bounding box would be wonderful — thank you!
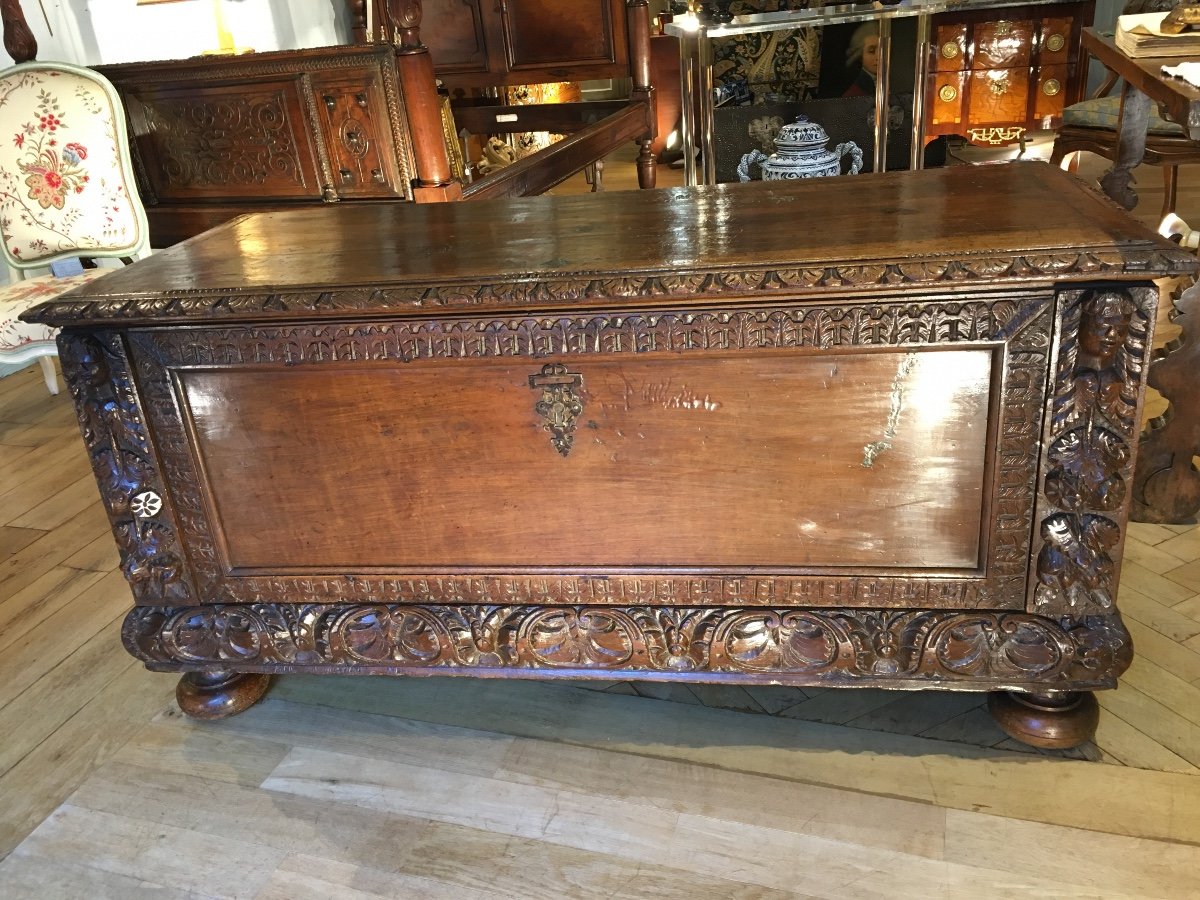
[25,166,1192,749]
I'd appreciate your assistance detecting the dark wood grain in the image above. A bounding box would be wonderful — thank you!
[1,0,36,63]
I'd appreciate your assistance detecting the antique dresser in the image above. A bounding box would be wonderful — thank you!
[24,164,1193,748]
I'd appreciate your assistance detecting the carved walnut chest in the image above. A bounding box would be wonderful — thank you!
[24,164,1193,746]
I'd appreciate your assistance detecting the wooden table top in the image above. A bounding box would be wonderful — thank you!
[26,163,1194,328]
[1082,28,1200,140]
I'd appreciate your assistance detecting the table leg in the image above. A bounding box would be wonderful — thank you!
[698,31,717,186]
[1098,87,1152,210]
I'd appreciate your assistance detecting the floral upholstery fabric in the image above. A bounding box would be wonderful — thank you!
[1062,95,1184,136]
[0,64,144,266]
[0,268,106,352]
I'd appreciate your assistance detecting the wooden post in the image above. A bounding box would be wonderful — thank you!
[389,0,462,202]
[347,0,368,44]
[627,0,657,189]
[2,0,38,63]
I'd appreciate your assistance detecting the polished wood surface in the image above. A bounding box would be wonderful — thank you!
[181,350,991,572]
[34,164,1187,309]
[24,165,1194,748]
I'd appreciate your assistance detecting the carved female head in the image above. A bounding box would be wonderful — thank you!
[1079,290,1133,366]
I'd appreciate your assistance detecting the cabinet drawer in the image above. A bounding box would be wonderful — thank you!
[123,79,323,202]
[928,72,967,127]
[968,67,1031,125]
[1035,63,1070,123]
[933,23,968,72]
[972,19,1035,69]
[1038,16,1075,66]
[310,72,405,199]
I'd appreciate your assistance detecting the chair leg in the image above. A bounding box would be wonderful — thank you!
[38,356,59,395]
[1162,166,1179,221]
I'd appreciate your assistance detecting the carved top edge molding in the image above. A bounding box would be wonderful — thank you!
[23,247,1190,328]
[96,45,401,84]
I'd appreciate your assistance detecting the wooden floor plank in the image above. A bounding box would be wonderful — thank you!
[262,744,1132,899]
[1092,705,1200,775]
[1119,586,1200,644]
[0,662,174,860]
[0,852,216,900]
[268,676,1200,845]
[0,566,107,654]
[7,474,103,532]
[0,501,112,597]
[0,619,138,779]
[13,804,285,899]
[0,524,45,561]
[1115,560,1197,606]
[255,853,493,900]
[1125,617,1200,685]
[0,569,130,711]
[1098,683,1200,768]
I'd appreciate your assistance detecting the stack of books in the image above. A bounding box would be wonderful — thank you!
[1115,11,1200,57]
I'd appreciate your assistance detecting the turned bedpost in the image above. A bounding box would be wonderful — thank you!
[388,0,462,201]
[2,0,37,63]
[347,0,368,44]
[627,0,657,189]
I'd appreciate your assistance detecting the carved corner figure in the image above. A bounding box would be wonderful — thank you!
[990,287,1147,748]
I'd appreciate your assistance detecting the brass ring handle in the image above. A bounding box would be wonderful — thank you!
[939,84,958,102]
[1045,33,1065,53]
[941,41,959,59]
[1042,78,1062,97]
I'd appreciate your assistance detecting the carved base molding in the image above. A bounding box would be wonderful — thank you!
[122,604,1133,690]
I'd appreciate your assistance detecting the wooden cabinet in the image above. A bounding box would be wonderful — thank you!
[25,164,1195,749]
[925,2,1091,146]
[96,45,417,247]
[375,0,631,88]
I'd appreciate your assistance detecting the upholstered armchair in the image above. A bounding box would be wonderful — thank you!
[0,60,148,394]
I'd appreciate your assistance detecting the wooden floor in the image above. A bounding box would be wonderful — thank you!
[3,147,1200,897]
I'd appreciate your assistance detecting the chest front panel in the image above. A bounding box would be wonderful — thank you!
[121,291,1052,610]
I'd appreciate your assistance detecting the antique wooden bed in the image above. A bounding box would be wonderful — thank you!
[0,0,656,244]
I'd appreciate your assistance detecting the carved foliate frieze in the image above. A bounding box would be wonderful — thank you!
[121,603,1134,689]
[22,248,1194,327]
[138,92,306,190]
[1034,287,1155,616]
[58,332,193,604]
[123,293,1051,609]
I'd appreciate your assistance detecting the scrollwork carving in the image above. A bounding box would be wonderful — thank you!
[58,333,192,604]
[139,92,305,190]
[122,604,1133,689]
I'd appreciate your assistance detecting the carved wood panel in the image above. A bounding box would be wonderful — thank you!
[124,82,321,201]
[113,292,1052,610]
[310,72,404,198]
[121,603,1134,691]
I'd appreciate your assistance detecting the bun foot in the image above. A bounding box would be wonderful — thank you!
[176,670,271,720]
[988,690,1099,749]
